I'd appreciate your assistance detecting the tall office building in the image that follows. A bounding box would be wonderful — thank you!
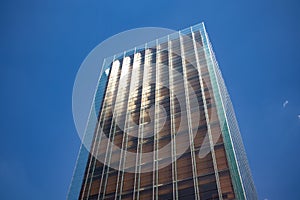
[68,22,257,200]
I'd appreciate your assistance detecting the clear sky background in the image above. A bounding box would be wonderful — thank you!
[0,0,299,199]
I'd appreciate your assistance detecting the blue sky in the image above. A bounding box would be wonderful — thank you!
[0,0,299,199]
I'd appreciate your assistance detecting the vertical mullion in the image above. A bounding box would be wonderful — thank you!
[150,44,157,200]
[95,59,121,199]
[154,40,159,200]
[118,49,141,199]
[96,58,121,198]
[168,36,179,200]
[132,45,147,200]
[82,58,118,199]
[106,52,131,198]
[104,53,132,199]
[179,31,200,200]
[192,27,223,199]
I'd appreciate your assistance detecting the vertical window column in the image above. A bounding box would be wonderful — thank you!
[179,31,200,200]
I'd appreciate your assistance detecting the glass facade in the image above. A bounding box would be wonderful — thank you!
[68,22,257,200]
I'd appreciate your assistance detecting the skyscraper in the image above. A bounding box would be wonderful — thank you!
[68,22,257,200]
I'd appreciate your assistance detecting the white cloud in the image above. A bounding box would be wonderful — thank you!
[298,115,300,120]
[283,100,289,108]
[105,68,110,75]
